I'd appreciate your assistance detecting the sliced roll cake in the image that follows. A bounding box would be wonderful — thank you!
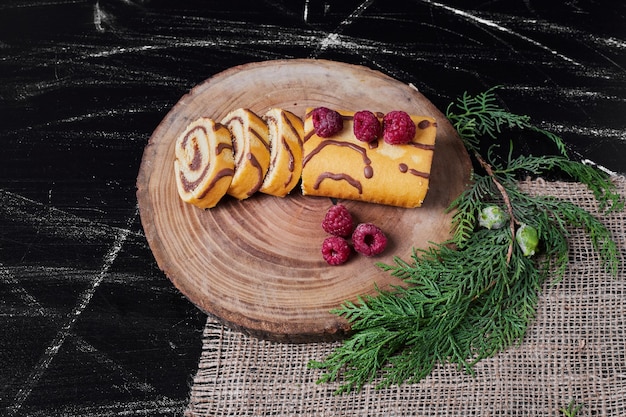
[259,108,304,197]
[221,108,271,200]
[173,117,235,209]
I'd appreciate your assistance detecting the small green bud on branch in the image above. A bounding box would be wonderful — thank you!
[479,205,509,230]
[515,224,539,257]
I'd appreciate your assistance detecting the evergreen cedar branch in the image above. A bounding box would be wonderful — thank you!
[308,86,625,395]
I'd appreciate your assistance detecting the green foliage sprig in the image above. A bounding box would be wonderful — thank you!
[308,87,624,394]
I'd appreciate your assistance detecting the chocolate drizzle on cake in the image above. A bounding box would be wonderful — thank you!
[314,172,363,194]
[251,127,270,151]
[197,168,235,199]
[398,163,430,179]
[406,142,436,151]
[417,119,431,129]
[283,112,303,146]
[246,152,264,196]
[303,128,315,143]
[282,135,296,187]
[303,138,375,181]
[303,139,371,167]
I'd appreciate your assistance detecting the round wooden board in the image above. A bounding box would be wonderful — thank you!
[137,59,472,342]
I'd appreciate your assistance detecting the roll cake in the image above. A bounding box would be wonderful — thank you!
[259,108,304,197]
[173,117,235,209]
[221,108,271,200]
[301,109,437,208]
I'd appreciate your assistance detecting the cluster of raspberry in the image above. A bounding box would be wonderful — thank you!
[320,204,387,266]
[311,107,417,144]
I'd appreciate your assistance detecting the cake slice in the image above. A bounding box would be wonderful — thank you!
[221,108,271,200]
[301,108,437,208]
[173,117,235,209]
[259,108,304,197]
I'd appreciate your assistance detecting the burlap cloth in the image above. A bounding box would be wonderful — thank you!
[185,178,626,416]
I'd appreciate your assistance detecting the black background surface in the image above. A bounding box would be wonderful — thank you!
[1,1,624,415]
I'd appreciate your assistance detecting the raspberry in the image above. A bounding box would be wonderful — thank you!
[322,204,354,237]
[312,107,343,137]
[353,110,381,142]
[321,236,351,265]
[382,111,416,145]
[352,223,388,257]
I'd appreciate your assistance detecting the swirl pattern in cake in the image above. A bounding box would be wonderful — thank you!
[259,108,304,197]
[173,117,235,209]
[221,108,271,200]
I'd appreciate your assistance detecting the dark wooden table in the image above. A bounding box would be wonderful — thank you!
[1,1,624,415]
